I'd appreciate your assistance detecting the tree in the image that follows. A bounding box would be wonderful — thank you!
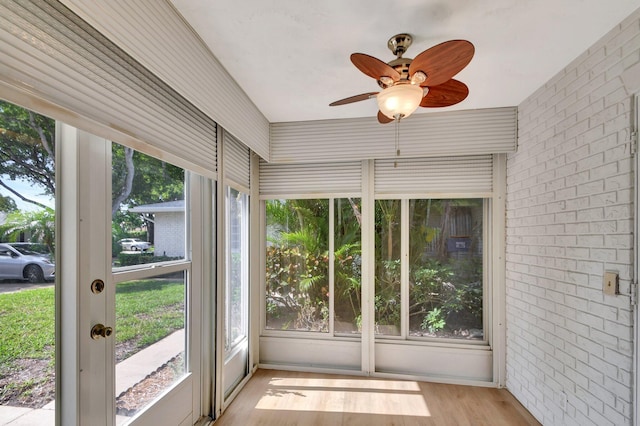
[0,101,55,209]
[111,145,184,242]
[265,198,363,332]
[0,195,17,213]
[265,199,330,331]
[111,145,135,217]
[112,146,184,210]
[0,208,55,253]
[0,100,185,219]
[0,100,186,252]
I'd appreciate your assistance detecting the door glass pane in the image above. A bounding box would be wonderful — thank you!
[224,187,249,397]
[0,100,56,421]
[111,144,187,419]
[334,198,362,334]
[265,199,329,332]
[226,187,248,350]
[374,200,401,336]
[112,144,186,266]
[408,199,484,339]
[115,272,186,418]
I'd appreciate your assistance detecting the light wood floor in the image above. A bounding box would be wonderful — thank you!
[214,369,541,426]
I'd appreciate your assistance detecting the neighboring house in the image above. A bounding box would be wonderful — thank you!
[129,200,185,258]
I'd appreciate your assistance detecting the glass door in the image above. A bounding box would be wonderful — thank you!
[111,142,190,424]
[222,186,249,400]
[58,128,201,425]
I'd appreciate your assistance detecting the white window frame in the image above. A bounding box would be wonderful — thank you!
[260,194,363,339]
[258,156,507,387]
[371,196,490,347]
[218,129,253,412]
[632,92,639,426]
[224,186,250,355]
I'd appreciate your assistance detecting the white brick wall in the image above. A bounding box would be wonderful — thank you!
[506,9,640,426]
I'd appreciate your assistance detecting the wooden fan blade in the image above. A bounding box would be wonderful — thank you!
[329,92,379,106]
[377,110,394,124]
[420,79,469,108]
[351,53,401,82]
[409,40,474,87]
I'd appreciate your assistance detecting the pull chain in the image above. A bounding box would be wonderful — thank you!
[394,115,401,168]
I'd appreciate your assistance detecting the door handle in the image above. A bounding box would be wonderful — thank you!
[91,323,113,340]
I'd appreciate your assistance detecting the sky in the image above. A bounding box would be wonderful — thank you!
[0,176,55,212]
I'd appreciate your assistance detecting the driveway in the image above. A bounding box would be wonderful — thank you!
[0,281,54,294]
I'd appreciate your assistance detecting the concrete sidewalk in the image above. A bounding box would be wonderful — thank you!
[0,329,184,425]
[116,329,185,397]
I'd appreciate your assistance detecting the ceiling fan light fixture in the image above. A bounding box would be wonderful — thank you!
[379,76,395,87]
[411,71,427,85]
[377,84,423,120]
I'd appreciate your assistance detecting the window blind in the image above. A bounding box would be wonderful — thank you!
[223,131,250,190]
[260,160,362,197]
[0,0,217,178]
[375,155,493,195]
[270,108,516,164]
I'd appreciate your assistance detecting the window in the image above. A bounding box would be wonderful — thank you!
[408,199,484,339]
[0,100,56,417]
[265,198,362,335]
[111,143,189,417]
[375,198,485,341]
[333,198,362,334]
[226,187,249,351]
[374,200,401,336]
[265,199,329,332]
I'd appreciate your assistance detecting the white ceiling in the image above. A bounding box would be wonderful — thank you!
[170,0,639,123]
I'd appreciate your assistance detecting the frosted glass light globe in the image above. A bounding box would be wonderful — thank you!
[377,84,424,120]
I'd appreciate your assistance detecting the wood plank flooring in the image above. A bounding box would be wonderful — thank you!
[214,369,541,426]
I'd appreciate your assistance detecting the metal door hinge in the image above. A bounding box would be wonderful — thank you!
[631,281,638,306]
[632,130,638,155]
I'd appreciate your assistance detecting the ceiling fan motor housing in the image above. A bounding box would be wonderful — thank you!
[378,57,413,88]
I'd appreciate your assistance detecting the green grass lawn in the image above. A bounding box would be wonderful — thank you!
[0,287,55,365]
[0,278,184,367]
[115,278,185,352]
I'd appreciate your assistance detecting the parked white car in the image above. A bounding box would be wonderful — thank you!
[118,238,152,251]
[0,243,55,283]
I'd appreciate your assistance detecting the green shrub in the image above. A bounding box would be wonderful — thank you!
[421,307,446,333]
[112,237,123,258]
[118,252,180,267]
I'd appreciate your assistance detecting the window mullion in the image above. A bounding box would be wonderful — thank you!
[329,198,335,335]
[401,199,409,339]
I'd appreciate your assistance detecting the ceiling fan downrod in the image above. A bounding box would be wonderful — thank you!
[387,33,413,58]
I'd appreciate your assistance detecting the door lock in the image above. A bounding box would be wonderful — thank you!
[91,279,105,294]
[91,323,113,340]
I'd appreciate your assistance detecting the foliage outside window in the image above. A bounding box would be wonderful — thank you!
[334,198,362,334]
[374,200,401,336]
[409,199,483,339]
[111,144,188,416]
[266,199,329,332]
[0,100,56,410]
[265,198,362,334]
[374,198,484,340]
[111,143,185,266]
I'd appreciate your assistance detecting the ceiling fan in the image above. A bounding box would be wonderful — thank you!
[329,34,474,124]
